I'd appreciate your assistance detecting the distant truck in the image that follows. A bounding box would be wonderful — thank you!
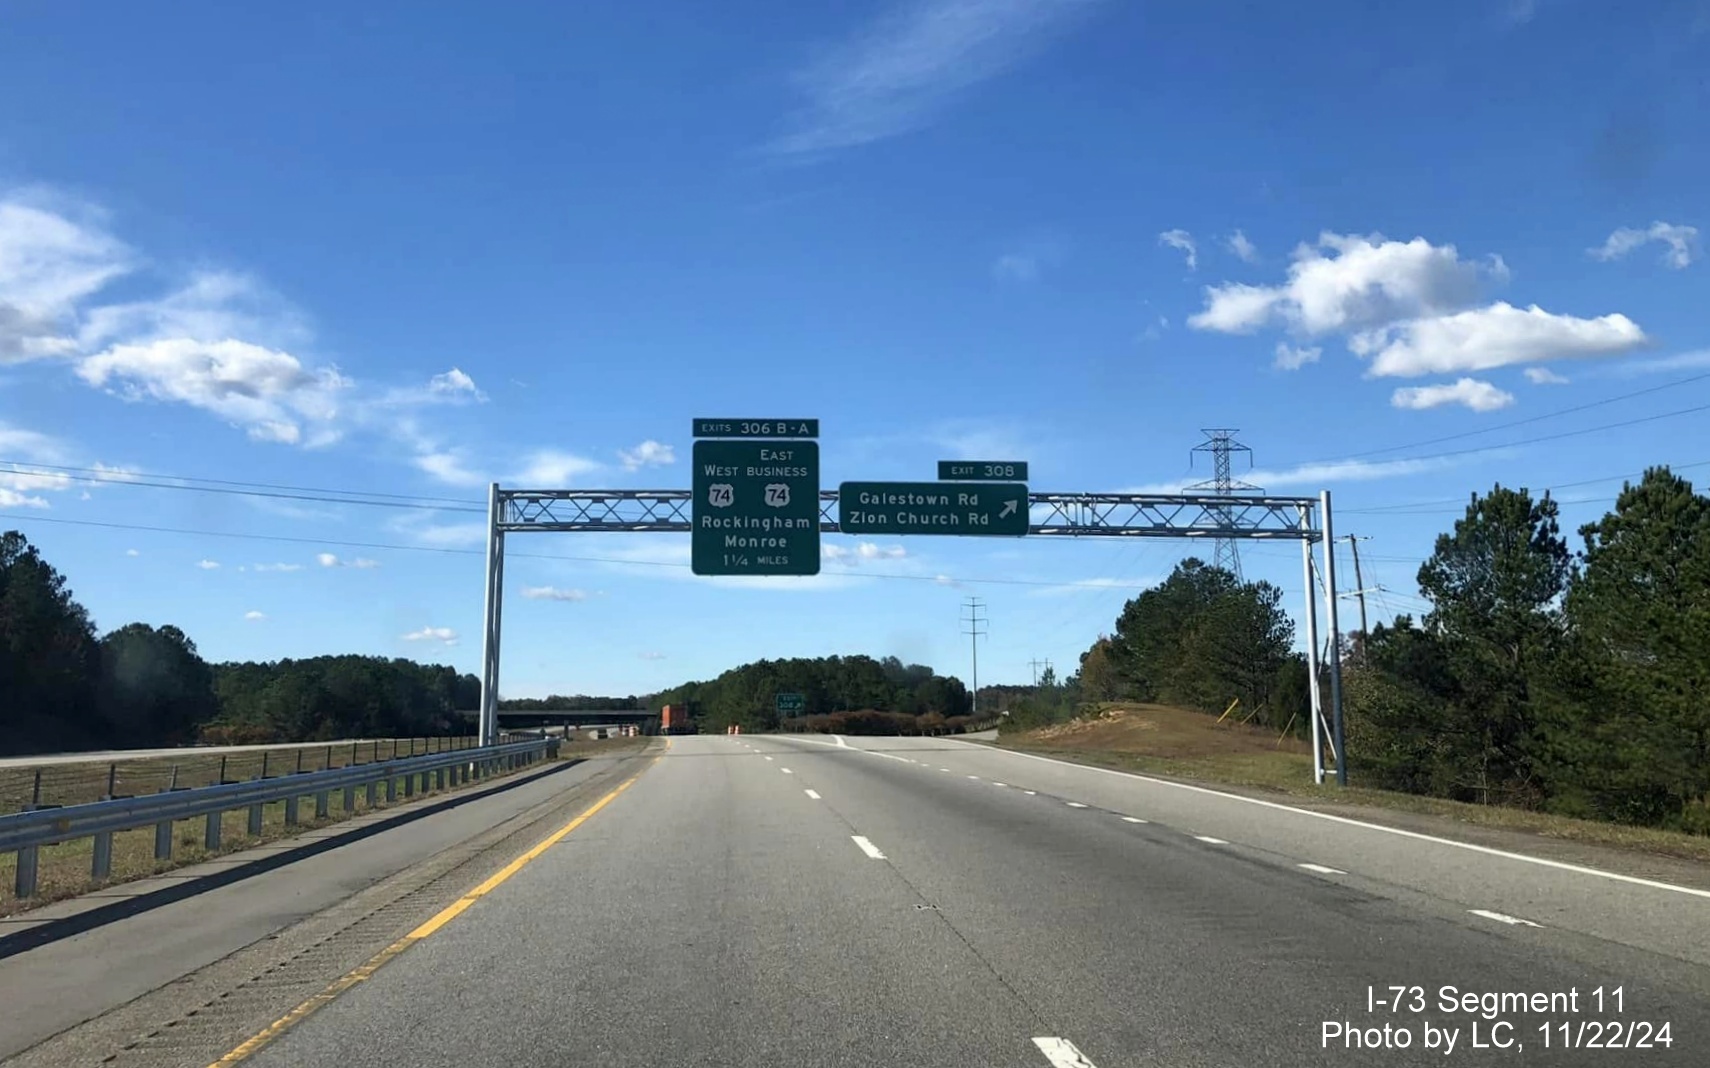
[660,704,696,735]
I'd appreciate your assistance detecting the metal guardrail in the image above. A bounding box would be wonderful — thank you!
[2,737,556,900]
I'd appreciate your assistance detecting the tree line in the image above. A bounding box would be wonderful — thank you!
[1345,469,1709,834]
[0,531,481,756]
[1034,465,1709,836]
[654,654,974,735]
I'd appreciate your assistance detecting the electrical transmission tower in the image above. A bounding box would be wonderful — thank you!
[963,597,988,717]
[1189,428,1262,582]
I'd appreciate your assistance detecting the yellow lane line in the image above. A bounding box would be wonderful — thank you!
[207,773,644,1066]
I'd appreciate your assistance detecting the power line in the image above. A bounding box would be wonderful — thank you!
[0,458,481,508]
[0,462,486,514]
[1279,369,1710,467]
[0,512,1169,593]
[1342,458,1710,515]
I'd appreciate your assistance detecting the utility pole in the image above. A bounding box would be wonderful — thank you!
[1345,534,1370,662]
[963,597,987,717]
[1189,429,1261,582]
[1028,657,1046,686]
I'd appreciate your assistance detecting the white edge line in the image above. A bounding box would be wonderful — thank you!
[1033,1036,1098,1068]
[851,835,886,860]
[804,789,821,799]
[1468,909,1544,928]
[1299,862,1345,874]
[968,742,1710,900]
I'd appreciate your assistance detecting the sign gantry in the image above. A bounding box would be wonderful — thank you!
[479,418,1348,788]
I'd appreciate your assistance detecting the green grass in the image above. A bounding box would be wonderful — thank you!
[993,706,1710,866]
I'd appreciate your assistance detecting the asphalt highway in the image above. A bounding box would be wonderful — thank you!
[219,733,1708,1068]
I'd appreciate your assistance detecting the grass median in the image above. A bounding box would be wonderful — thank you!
[992,704,1710,866]
[0,734,650,918]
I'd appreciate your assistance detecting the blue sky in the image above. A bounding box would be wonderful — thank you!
[1,0,1706,700]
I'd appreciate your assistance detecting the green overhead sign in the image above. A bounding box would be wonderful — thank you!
[838,481,1029,537]
[692,440,821,576]
[937,460,1028,482]
[776,692,806,715]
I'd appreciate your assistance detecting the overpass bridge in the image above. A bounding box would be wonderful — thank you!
[455,708,660,731]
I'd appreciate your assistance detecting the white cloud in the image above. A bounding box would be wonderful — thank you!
[0,423,69,463]
[1189,232,1498,336]
[0,192,132,362]
[511,449,602,485]
[243,610,266,621]
[1226,230,1258,263]
[992,254,1039,282]
[638,651,668,661]
[1390,377,1516,412]
[1604,349,1710,377]
[427,368,482,396]
[617,440,676,472]
[824,541,909,564]
[196,559,221,570]
[125,548,140,557]
[1158,229,1198,271]
[1273,342,1321,370]
[1589,221,1698,269]
[78,270,309,353]
[1524,366,1570,385]
[401,626,458,645]
[316,553,379,569]
[768,0,1101,156]
[1126,453,1493,494]
[413,450,487,487]
[252,562,305,572]
[1185,283,1278,334]
[1352,302,1648,377]
[521,585,592,601]
[76,338,350,446]
[1027,576,1157,597]
[400,519,490,549]
[933,574,961,587]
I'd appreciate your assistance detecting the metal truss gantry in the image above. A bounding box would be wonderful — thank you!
[479,486,1348,785]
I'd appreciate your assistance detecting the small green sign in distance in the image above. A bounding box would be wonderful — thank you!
[839,481,1029,537]
[776,692,806,715]
[693,418,820,439]
[937,460,1029,482]
[692,439,821,576]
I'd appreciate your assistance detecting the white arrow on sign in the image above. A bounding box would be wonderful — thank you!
[999,499,1019,519]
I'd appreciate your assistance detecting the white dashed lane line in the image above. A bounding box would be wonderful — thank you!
[1065,802,1088,809]
[1121,816,1147,824]
[992,782,1008,787]
[1193,835,1229,845]
[764,756,774,762]
[804,789,821,800]
[1468,909,1544,928]
[1033,1036,1099,1067]
[851,835,887,860]
[1299,862,1345,875]
[781,768,793,774]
